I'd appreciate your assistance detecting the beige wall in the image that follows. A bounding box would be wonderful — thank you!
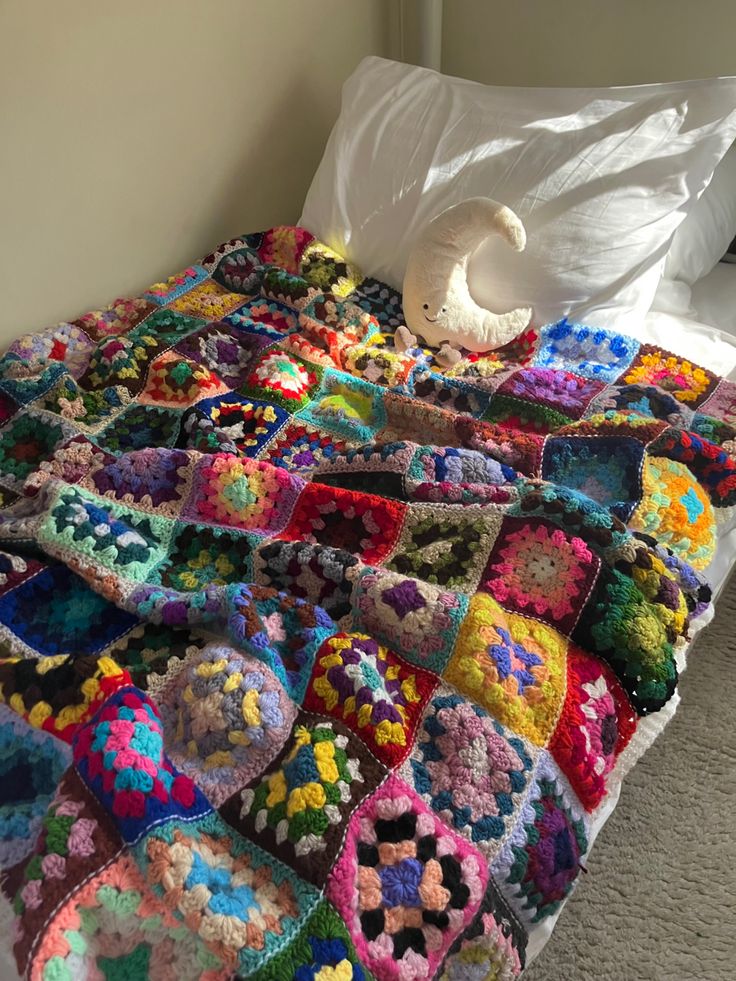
[441,0,736,87]
[0,0,393,345]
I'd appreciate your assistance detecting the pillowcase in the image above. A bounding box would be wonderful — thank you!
[664,141,736,284]
[301,57,736,334]
[690,262,736,336]
[649,277,696,319]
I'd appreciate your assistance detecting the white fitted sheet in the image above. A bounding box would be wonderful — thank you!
[691,262,736,339]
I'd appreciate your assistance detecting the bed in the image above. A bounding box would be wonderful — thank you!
[1,58,735,981]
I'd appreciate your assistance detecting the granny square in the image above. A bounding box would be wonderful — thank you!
[71,295,157,341]
[79,331,159,396]
[0,357,67,405]
[326,772,488,981]
[38,484,175,584]
[175,319,273,389]
[387,502,502,592]
[36,373,128,429]
[549,644,636,811]
[699,377,736,426]
[629,455,716,571]
[189,391,289,457]
[533,319,640,383]
[26,853,224,981]
[254,226,312,272]
[136,810,320,976]
[157,520,258,591]
[497,366,606,419]
[225,298,299,340]
[303,632,438,767]
[240,349,323,412]
[10,322,95,380]
[73,686,212,845]
[572,565,679,714]
[344,337,417,392]
[623,344,719,408]
[11,767,127,978]
[246,898,370,981]
[348,276,404,328]
[296,369,387,443]
[491,755,589,926]
[157,641,297,807]
[0,563,138,657]
[441,875,527,979]
[105,621,211,692]
[142,265,209,306]
[167,279,246,321]
[138,350,229,408]
[220,711,387,887]
[94,403,182,454]
[0,551,44,600]
[282,481,406,564]
[0,706,72,870]
[483,392,574,434]
[226,585,336,706]
[399,685,538,860]
[542,435,646,521]
[479,515,601,634]
[86,446,193,515]
[212,245,263,294]
[354,568,469,675]
[300,243,363,297]
[444,592,568,746]
[262,421,347,473]
[184,453,303,534]
[593,382,692,424]
[254,540,360,624]
[0,411,67,485]
[411,369,492,417]
[0,651,132,743]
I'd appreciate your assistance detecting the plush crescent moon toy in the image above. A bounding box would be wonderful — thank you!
[397,197,533,364]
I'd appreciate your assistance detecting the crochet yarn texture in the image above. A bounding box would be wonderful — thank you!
[0,226,728,980]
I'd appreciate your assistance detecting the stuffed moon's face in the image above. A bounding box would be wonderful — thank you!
[402,270,460,348]
[402,198,533,353]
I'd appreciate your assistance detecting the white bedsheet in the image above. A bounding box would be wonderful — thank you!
[691,262,736,339]
[638,307,736,378]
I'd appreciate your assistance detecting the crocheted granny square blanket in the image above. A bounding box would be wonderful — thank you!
[0,226,732,981]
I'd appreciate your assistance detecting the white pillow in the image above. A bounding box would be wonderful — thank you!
[301,57,736,334]
[690,262,736,335]
[649,277,696,319]
[664,142,736,284]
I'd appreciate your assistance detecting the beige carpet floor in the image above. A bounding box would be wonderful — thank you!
[524,579,736,981]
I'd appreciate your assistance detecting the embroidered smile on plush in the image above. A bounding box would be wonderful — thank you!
[397,197,533,364]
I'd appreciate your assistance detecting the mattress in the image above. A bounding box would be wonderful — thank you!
[0,230,734,980]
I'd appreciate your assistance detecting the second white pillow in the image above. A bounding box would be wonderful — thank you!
[665,142,736,285]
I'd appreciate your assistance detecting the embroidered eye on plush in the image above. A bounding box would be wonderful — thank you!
[401,197,533,353]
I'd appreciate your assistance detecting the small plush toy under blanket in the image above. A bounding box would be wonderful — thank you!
[397,197,533,364]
